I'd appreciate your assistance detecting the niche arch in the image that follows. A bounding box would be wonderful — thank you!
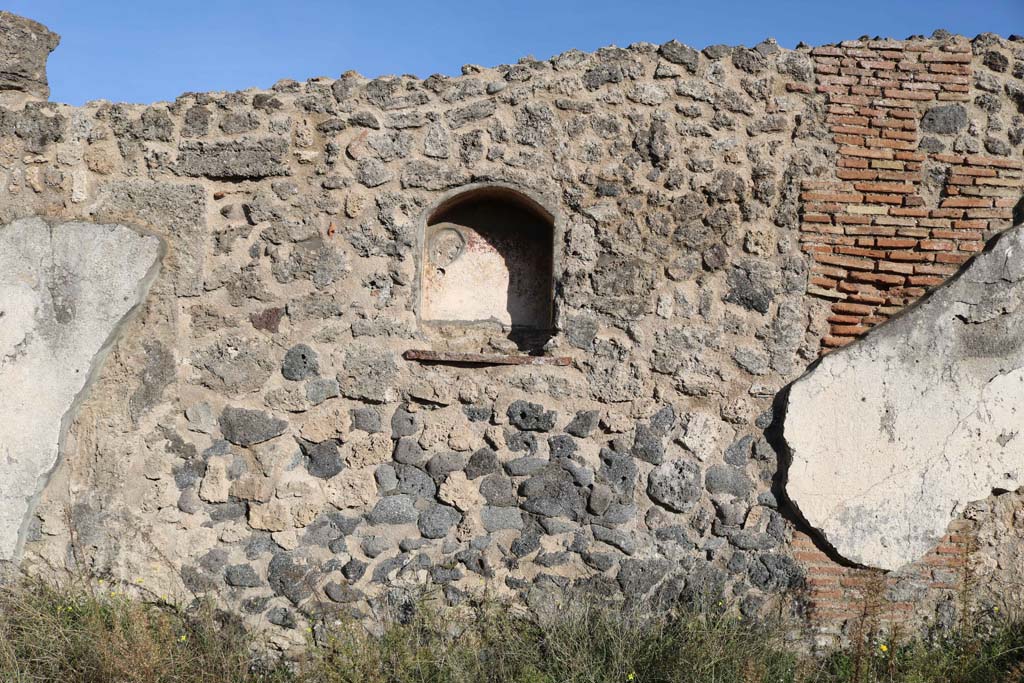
[418,183,558,346]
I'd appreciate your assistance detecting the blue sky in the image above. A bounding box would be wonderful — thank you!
[10,0,1024,106]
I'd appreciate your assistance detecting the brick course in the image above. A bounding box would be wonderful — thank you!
[801,38,1022,348]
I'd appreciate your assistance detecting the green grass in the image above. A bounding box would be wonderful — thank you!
[2,578,1024,683]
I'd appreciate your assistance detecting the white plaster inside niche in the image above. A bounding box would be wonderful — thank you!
[422,195,553,329]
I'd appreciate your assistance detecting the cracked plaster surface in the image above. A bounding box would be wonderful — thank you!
[785,224,1024,571]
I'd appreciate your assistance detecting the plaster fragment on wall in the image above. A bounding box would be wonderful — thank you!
[0,217,162,562]
[785,224,1024,571]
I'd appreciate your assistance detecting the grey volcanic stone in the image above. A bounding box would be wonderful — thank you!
[351,407,382,433]
[728,530,778,551]
[361,535,391,557]
[301,439,344,479]
[220,111,259,134]
[266,607,296,628]
[507,401,557,431]
[732,48,766,74]
[510,520,543,557]
[219,407,287,446]
[465,447,500,479]
[650,406,676,435]
[648,460,702,512]
[583,551,617,572]
[418,503,461,538]
[480,475,517,506]
[748,554,802,592]
[598,448,637,495]
[631,424,665,465]
[303,512,358,547]
[921,104,968,134]
[426,452,468,480]
[177,489,202,514]
[565,314,598,349]
[396,464,437,498]
[0,219,163,561]
[423,122,449,157]
[724,259,779,314]
[724,436,753,466]
[592,525,638,555]
[446,100,496,129]
[481,506,524,531]
[785,225,1024,570]
[391,405,420,437]
[267,553,314,605]
[565,410,600,437]
[325,581,362,603]
[306,378,340,405]
[282,344,319,380]
[704,465,752,498]
[356,158,392,187]
[131,342,174,424]
[342,558,367,581]
[548,435,577,460]
[0,12,60,104]
[507,431,538,454]
[617,558,671,595]
[702,44,732,60]
[505,457,548,476]
[224,564,262,587]
[983,50,1009,72]
[393,438,428,467]
[185,403,216,434]
[659,40,699,71]
[375,464,398,492]
[588,484,614,515]
[520,466,587,520]
[175,138,290,179]
[367,495,419,525]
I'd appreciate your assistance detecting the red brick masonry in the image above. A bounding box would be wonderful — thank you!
[799,38,1021,350]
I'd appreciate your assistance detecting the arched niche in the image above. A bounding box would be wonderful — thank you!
[419,185,556,345]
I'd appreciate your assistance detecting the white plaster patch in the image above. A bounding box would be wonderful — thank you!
[0,284,38,361]
[785,225,1024,571]
[0,217,162,562]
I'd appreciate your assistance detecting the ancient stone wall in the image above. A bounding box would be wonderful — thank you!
[0,11,1022,650]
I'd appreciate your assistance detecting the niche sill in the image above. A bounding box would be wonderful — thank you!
[402,349,571,366]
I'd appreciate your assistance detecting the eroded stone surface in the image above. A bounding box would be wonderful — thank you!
[0,12,59,106]
[785,225,1024,571]
[0,218,162,561]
